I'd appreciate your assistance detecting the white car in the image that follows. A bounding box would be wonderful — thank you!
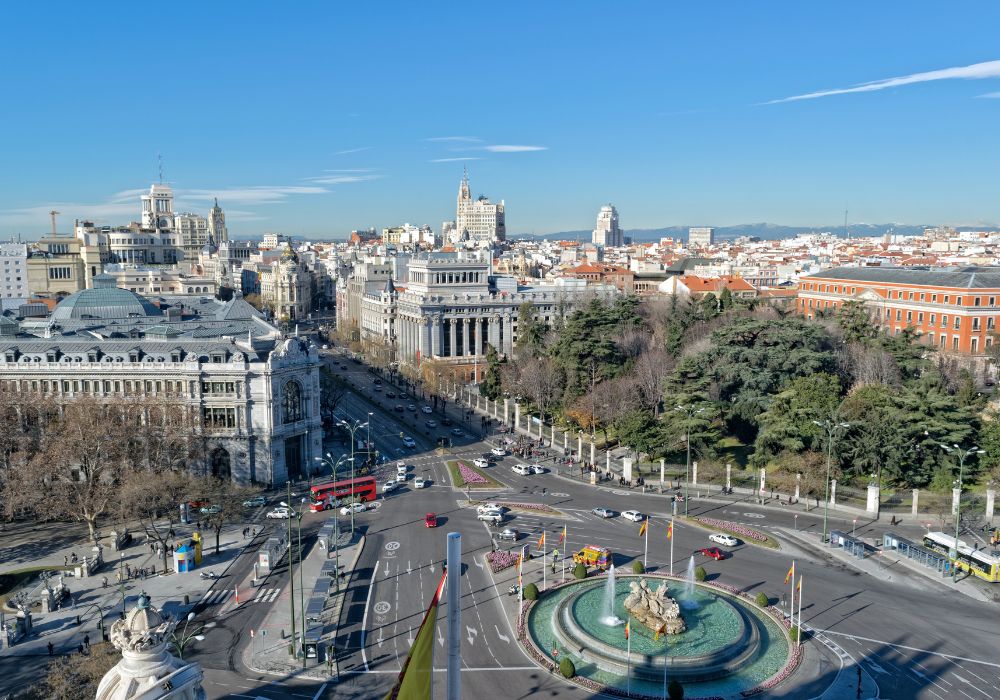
[529,464,544,474]
[340,502,367,515]
[477,503,505,515]
[414,477,428,489]
[266,507,294,519]
[709,533,739,547]
[382,479,400,494]
[421,406,433,414]
[592,507,614,519]
[491,447,506,457]
[478,512,503,524]
[473,458,490,469]
[401,436,416,448]
[511,464,532,476]
[622,510,645,522]
[397,463,408,478]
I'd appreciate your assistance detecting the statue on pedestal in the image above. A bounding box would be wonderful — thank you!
[623,579,686,635]
[95,594,205,700]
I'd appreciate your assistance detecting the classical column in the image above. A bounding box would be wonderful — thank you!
[692,460,699,486]
[478,318,486,356]
[419,319,429,361]
[431,317,441,357]
[488,316,500,351]
[464,317,473,356]
[726,463,732,490]
[503,314,514,355]
[986,488,996,521]
[449,317,457,358]
[911,488,919,516]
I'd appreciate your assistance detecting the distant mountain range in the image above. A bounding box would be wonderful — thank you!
[512,222,997,243]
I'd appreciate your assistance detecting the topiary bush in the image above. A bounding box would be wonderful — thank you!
[755,592,769,608]
[632,560,645,574]
[523,582,539,600]
[668,679,684,699]
[694,565,707,582]
[789,625,800,643]
[559,656,576,678]
[573,562,588,579]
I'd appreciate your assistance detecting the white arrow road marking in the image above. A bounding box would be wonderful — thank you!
[474,557,483,569]
[430,561,435,573]
[437,626,444,647]
[495,625,510,644]
[953,675,971,685]
[865,661,888,675]
[407,561,412,575]
[377,629,384,648]
[384,562,390,577]
[407,626,414,645]
[466,625,477,646]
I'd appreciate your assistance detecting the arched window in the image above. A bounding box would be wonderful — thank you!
[282,380,303,423]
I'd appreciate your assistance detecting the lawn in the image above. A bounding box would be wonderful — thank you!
[0,565,68,606]
[681,515,781,550]
[445,460,502,489]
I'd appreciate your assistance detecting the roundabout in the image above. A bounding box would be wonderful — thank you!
[521,571,800,698]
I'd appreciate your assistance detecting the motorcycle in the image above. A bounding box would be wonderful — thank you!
[508,583,520,596]
[199,571,218,580]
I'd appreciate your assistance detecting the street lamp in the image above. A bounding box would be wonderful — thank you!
[282,483,297,661]
[169,611,205,660]
[813,418,850,544]
[118,553,127,618]
[296,497,307,668]
[337,418,368,535]
[676,405,705,517]
[939,443,984,582]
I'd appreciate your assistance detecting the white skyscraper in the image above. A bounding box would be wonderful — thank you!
[140,183,175,231]
[592,204,622,247]
[451,169,506,244]
[688,227,715,247]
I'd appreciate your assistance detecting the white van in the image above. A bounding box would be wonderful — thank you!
[397,462,408,479]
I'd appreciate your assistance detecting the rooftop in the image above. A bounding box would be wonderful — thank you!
[808,266,1000,289]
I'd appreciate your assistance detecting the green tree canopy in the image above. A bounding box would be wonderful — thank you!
[751,373,842,467]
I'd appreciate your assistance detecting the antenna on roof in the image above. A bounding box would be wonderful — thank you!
[158,153,164,184]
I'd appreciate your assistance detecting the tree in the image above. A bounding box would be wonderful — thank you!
[836,300,879,343]
[515,301,547,357]
[694,565,706,581]
[755,591,770,607]
[198,477,258,555]
[36,641,119,700]
[632,347,673,416]
[752,373,842,466]
[632,560,645,574]
[320,366,348,417]
[573,562,588,579]
[559,657,576,679]
[480,343,504,400]
[120,468,197,574]
[514,355,564,423]
[718,286,734,311]
[523,582,539,600]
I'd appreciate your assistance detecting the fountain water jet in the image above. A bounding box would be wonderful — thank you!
[601,564,624,625]
[681,556,699,610]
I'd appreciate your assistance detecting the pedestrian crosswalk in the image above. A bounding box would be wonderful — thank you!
[201,586,281,606]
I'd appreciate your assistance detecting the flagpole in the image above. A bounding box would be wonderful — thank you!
[626,615,632,697]
[561,527,567,583]
[643,518,649,569]
[669,519,674,576]
[542,532,547,592]
[797,575,803,648]
[788,560,795,624]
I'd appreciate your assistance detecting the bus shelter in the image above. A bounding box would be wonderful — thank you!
[829,530,877,559]
[883,532,952,576]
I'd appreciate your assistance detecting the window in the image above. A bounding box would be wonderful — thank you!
[940,335,947,347]
[973,318,981,331]
[48,267,72,280]
[941,315,948,328]
[895,309,901,321]
[909,292,914,300]
[953,337,959,350]
[932,294,938,302]
[972,337,979,353]
[282,380,303,423]
[202,407,236,430]
[944,296,950,304]
[930,314,936,325]
[954,317,961,330]
[918,313,923,323]
[956,297,963,306]
[906,311,912,323]
[989,318,995,330]
[975,297,981,307]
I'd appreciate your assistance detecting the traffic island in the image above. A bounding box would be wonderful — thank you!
[446,460,503,489]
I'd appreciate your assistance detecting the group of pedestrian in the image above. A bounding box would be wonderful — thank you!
[242,527,256,539]
[62,553,79,566]
[115,565,155,583]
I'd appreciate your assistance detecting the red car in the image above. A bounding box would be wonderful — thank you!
[698,547,726,561]
[425,512,438,528]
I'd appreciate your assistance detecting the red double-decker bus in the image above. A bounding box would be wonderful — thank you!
[309,476,378,512]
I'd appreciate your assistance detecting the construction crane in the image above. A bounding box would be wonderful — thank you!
[49,210,60,236]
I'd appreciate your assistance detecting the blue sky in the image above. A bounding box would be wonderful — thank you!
[2,2,1000,238]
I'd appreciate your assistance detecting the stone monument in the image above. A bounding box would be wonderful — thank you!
[95,594,205,700]
[623,579,686,635]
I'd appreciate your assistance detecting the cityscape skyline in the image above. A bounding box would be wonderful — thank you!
[2,3,1000,237]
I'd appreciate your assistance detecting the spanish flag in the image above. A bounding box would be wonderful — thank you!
[654,625,662,642]
[796,576,802,592]
[667,520,673,540]
[784,562,795,585]
[638,520,648,538]
[558,525,566,545]
[537,532,545,549]
[624,620,630,640]
[384,571,447,700]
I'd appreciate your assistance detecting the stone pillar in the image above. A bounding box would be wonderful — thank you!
[488,316,499,352]
[911,488,919,516]
[759,467,766,495]
[465,318,473,356]
[660,458,666,487]
[590,441,596,468]
[623,458,634,483]
[952,487,962,516]
[830,479,837,506]
[514,403,521,432]
[503,314,514,355]
[577,434,583,457]
[795,473,801,501]
[986,489,996,522]
[503,398,510,424]
[692,461,699,486]
[563,431,568,450]
[551,423,556,445]
[431,317,441,357]
[606,451,610,472]
[449,317,457,357]
[726,463,732,490]
[478,318,486,356]
[866,483,880,515]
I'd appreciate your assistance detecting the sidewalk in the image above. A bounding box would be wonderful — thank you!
[242,525,364,680]
[0,522,255,658]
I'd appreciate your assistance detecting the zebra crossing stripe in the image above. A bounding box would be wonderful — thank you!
[253,588,268,603]
[265,588,281,603]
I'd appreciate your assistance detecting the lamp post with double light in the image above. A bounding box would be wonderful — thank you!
[939,443,984,582]
[813,418,850,545]
[675,404,705,517]
[169,611,205,660]
[337,419,368,535]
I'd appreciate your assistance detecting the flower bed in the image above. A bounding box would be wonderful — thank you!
[446,460,500,488]
[687,516,779,549]
[516,574,801,700]
[458,462,488,484]
[485,549,520,573]
[496,501,557,514]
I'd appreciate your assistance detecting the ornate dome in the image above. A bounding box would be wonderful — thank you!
[51,275,162,321]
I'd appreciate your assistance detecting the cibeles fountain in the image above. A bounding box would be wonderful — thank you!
[96,594,206,700]
[526,567,797,697]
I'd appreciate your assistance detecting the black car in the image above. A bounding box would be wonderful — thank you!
[373,378,382,385]
[441,417,453,426]
[386,391,396,398]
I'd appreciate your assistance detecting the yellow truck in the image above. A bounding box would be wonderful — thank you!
[572,545,613,571]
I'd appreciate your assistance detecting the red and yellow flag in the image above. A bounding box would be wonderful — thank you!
[638,520,648,538]
[796,576,802,592]
[784,562,795,585]
[537,533,546,549]
[624,620,630,640]
[667,520,673,540]
[384,571,447,700]
[654,625,662,642]
[558,525,566,545]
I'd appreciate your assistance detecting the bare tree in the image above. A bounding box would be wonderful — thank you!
[119,468,196,574]
[198,477,258,555]
[515,355,564,423]
[633,347,673,415]
[838,341,901,389]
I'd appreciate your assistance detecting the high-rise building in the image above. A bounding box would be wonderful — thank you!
[140,183,175,231]
[0,242,28,310]
[592,204,622,247]
[208,197,228,243]
[688,227,715,248]
[449,169,505,244]
[174,212,210,263]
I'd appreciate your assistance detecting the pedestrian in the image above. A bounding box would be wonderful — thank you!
[77,644,84,656]
[102,576,108,589]
[47,642,54,656]
[64,555,68,566]
[84,634,90,650]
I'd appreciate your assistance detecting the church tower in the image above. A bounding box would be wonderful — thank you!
[208,197,228,243]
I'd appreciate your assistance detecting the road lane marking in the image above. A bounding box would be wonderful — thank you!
[819,631,1000,670]
[361,558,378,672]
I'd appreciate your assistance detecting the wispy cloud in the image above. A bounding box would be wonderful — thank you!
[304,174,379,185]
[334,147,371,155]
[764,58,1000,104]
[429,157,481,163]
[484,144,548,152]
[977,91,1000,98]
[181,186,328,204]
[424,136,482,143]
